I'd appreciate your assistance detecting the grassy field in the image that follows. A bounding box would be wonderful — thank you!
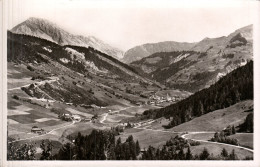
[106,115,127,122]
[7,101,20,109]
[186,133,215,140]
[190,142,253,159]
[229,133,253,149]
[171,100,253,132]
[7,99,56,124]
[8,63,36,89]
[149,118,171,130]
[117,128,179,149]
[59,122,108,138]
[119,105,160,115]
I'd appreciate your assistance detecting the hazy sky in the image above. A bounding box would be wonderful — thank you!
[7,0,259,51]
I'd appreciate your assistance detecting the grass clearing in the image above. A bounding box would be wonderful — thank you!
[8,104,32,116]
[7,101,21,109]
[60,122,106,139]
[66,107,93,118]
[190,142,253,159]
[33,120,64,127]
[149,118,171,130]
[186,133,215,140]
[8,114,41,124]
[229,133,253,149]
[35,118,59,122]
[117,128,178,149]
[106,115,129,122]
[120,105,160,115]
[171,100,253,132]
[7,119,20,125]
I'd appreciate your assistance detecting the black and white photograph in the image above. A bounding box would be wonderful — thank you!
[1,0,260,166]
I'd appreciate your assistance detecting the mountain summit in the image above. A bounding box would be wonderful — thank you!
[11,17,124,59]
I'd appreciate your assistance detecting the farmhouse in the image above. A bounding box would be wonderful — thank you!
[60,113,72,121]
[64,113,71,118]
[31,126,44,134]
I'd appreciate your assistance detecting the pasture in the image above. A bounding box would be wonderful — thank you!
[171,100,253,132]
[190,142,253,159]
[229,133,253,149]
[117,128,178,149]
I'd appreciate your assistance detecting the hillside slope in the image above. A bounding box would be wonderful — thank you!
[142,60,253,128]
[131,25,253,92]
[171,100,253,132]
[7,31,158,106]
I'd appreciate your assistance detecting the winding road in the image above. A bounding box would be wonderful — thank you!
[133,124,254,153]
[181,132,254,153]
[100,106,136,124]
[8,77,59,91]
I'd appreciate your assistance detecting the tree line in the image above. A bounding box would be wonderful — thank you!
[210,127,239,146]
[238,113,253,133]
[8,129,252,160]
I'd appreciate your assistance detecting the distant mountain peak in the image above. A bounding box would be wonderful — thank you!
[27,17,53,23]
[122,24,253,63]
[11,17,124,59]
[129,24,253,92]
[122,41,196,63]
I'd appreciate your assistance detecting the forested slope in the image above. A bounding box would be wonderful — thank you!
[143,61,253,128]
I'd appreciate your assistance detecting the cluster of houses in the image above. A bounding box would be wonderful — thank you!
[59,113,82,122]
[114,122,138,131]
[148,93,182,105]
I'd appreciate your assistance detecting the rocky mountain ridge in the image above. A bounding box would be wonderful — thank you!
[11,17,124,59]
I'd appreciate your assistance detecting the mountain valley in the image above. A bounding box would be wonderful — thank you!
[7,18,254,160]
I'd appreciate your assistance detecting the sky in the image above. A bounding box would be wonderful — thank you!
[7,0,259,51]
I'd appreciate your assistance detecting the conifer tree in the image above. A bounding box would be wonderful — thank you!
[186,147,193,160]
[136,140,141,155]
[229,149,238,160]
[199,148,210,160]
[57,143,74,160]
[232,125,236,134]
[221,148,228,158]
